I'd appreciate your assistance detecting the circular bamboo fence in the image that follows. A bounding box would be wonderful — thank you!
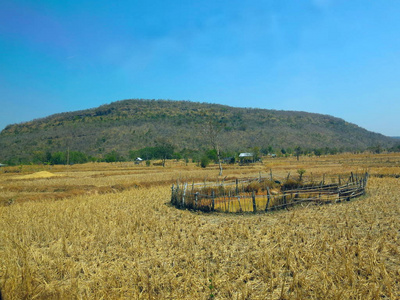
[171,172,369,213]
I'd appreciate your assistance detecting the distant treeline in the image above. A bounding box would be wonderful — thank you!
[3,144,399,166]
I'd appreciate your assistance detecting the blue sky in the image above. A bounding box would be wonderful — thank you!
[1,0,399,136]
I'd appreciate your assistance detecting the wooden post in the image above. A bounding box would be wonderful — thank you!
[363,172,368,195]
[223,191,227,212]
[283,192,287,209]
[252,191,256,213]
[171,184,175,204]
[236,179,239,195]
[228,191,231,212]
[195,192,199,208]
[265,188,269,211]
[270,169,273,182]
[237,196,242,212]
[182,183,187,208]
[211,191,215,211]
[175,183,180,206]
[362,174,365,192]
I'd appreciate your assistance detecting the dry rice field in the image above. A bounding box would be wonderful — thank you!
[0,153,399,299]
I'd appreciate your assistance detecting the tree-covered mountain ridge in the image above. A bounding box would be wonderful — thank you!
[0,99,396,163]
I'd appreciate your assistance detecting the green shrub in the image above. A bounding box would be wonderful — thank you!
[297,169,306,181]
[200,156,210,168]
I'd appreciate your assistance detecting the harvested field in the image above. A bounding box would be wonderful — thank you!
[0,153,399,299]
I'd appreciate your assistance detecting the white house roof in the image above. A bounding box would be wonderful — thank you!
[239,153,254,158]
[135,157,143,161]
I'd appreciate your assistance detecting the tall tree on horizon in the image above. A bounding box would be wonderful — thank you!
[203,112,224,176]
[155,138,174,167]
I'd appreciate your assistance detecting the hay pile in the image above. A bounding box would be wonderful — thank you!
[14,171,62,180]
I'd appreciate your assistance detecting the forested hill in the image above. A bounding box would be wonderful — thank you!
[0,99,397,164]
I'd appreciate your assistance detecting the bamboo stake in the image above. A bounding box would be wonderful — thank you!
[182,183,188,208]
[236,179,239,195]
[211,191,215,211]
[237,196,242,213]
[171,184,175,204]
[228,191,231,212]
[252,191,257,213]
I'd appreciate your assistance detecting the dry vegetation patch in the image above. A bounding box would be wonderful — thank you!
[0,154,399,299]
[0,178,399,299]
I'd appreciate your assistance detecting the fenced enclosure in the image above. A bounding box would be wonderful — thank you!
[171,172,369,213]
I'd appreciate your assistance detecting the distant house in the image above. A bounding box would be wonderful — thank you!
[135,157,143,165]
[239,153,254,164]
[0,163,6,167]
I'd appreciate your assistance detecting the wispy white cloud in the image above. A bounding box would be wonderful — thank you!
[311,0,333,9]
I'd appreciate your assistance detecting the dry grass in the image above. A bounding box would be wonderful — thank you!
[0,153,400,299]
